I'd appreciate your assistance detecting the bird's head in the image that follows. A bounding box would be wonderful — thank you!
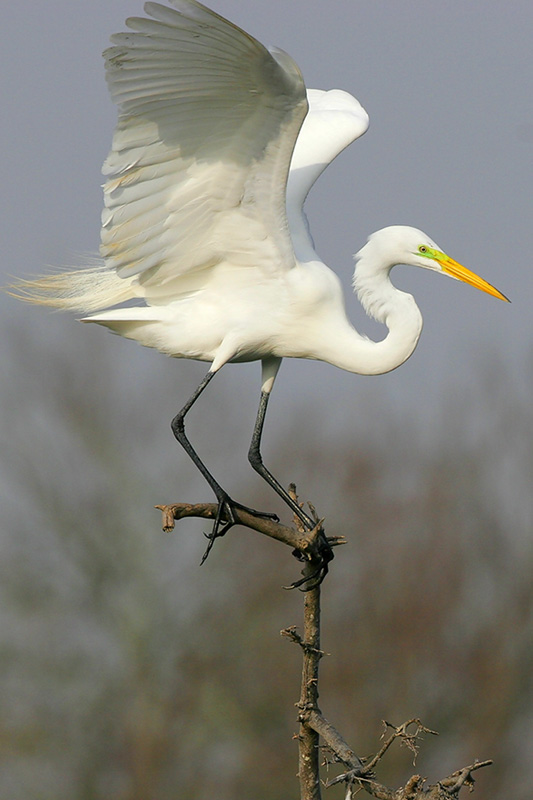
[357,225,508,302]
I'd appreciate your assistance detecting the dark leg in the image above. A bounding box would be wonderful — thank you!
[171,369,277,560]
[248,390,315,530]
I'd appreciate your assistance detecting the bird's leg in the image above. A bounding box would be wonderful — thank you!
[170,369,277,559]
[248,389,315,530]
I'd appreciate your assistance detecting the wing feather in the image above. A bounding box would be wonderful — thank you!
[287,89,369,262]
[101,0,308,295]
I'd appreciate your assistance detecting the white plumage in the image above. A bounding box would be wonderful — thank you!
[13,1,507,535]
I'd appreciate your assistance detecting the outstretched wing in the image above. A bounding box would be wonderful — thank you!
[287,88,369,262]
[102,0,307,300]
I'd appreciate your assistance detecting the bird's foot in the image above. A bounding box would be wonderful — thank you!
[200,494,279,564]
[287,563,329,591]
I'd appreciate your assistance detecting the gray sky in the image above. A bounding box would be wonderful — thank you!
[1,0,531,435]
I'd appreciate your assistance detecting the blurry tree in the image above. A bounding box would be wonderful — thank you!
[0,322,531,799]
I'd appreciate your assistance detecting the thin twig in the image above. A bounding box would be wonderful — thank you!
[364,720,438,772]
[281,626,325,657]
[438,760,493,794]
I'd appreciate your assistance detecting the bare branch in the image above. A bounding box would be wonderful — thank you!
[281,626,326,658]
[289,483,309,534]
[305,709,364,775]
[157,499,341,590]
[157,500,492,800]
[296,559,323,800]
[437,760,493,794]
[156,502,309,550]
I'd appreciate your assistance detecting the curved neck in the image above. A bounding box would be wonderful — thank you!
[351,252,423,374]
[309,258,423,376]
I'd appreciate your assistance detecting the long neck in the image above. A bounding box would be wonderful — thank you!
[353,260,423,374]
[310,255,423,376]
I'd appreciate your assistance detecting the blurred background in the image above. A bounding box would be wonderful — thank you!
[1,1,532,798]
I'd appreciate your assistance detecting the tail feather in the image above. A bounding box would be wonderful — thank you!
[7,264,137,313]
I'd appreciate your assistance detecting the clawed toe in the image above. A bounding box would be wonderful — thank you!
[199,497,235,563]
[200,495,278,564]
[286,561,329,591]
[231,501,279,522]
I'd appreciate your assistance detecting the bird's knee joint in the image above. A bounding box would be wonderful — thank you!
[171,416,185,437]
[248,448,262,469]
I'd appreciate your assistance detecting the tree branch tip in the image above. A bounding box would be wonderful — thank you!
[155,504,177,532]
[382,718,439,738]
[281,628,325,663]
[281,625,301,641]
[471,759,493,770]
[438,759,494,792]
[328,535,347,547]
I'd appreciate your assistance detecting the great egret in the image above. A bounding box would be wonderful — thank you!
[13,0,507,539]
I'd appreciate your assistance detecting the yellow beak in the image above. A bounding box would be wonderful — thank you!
[436,253,509,302]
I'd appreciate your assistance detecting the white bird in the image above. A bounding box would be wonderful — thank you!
[13,0,507,541]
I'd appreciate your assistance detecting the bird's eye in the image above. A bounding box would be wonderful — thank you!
[418,245,428,254]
